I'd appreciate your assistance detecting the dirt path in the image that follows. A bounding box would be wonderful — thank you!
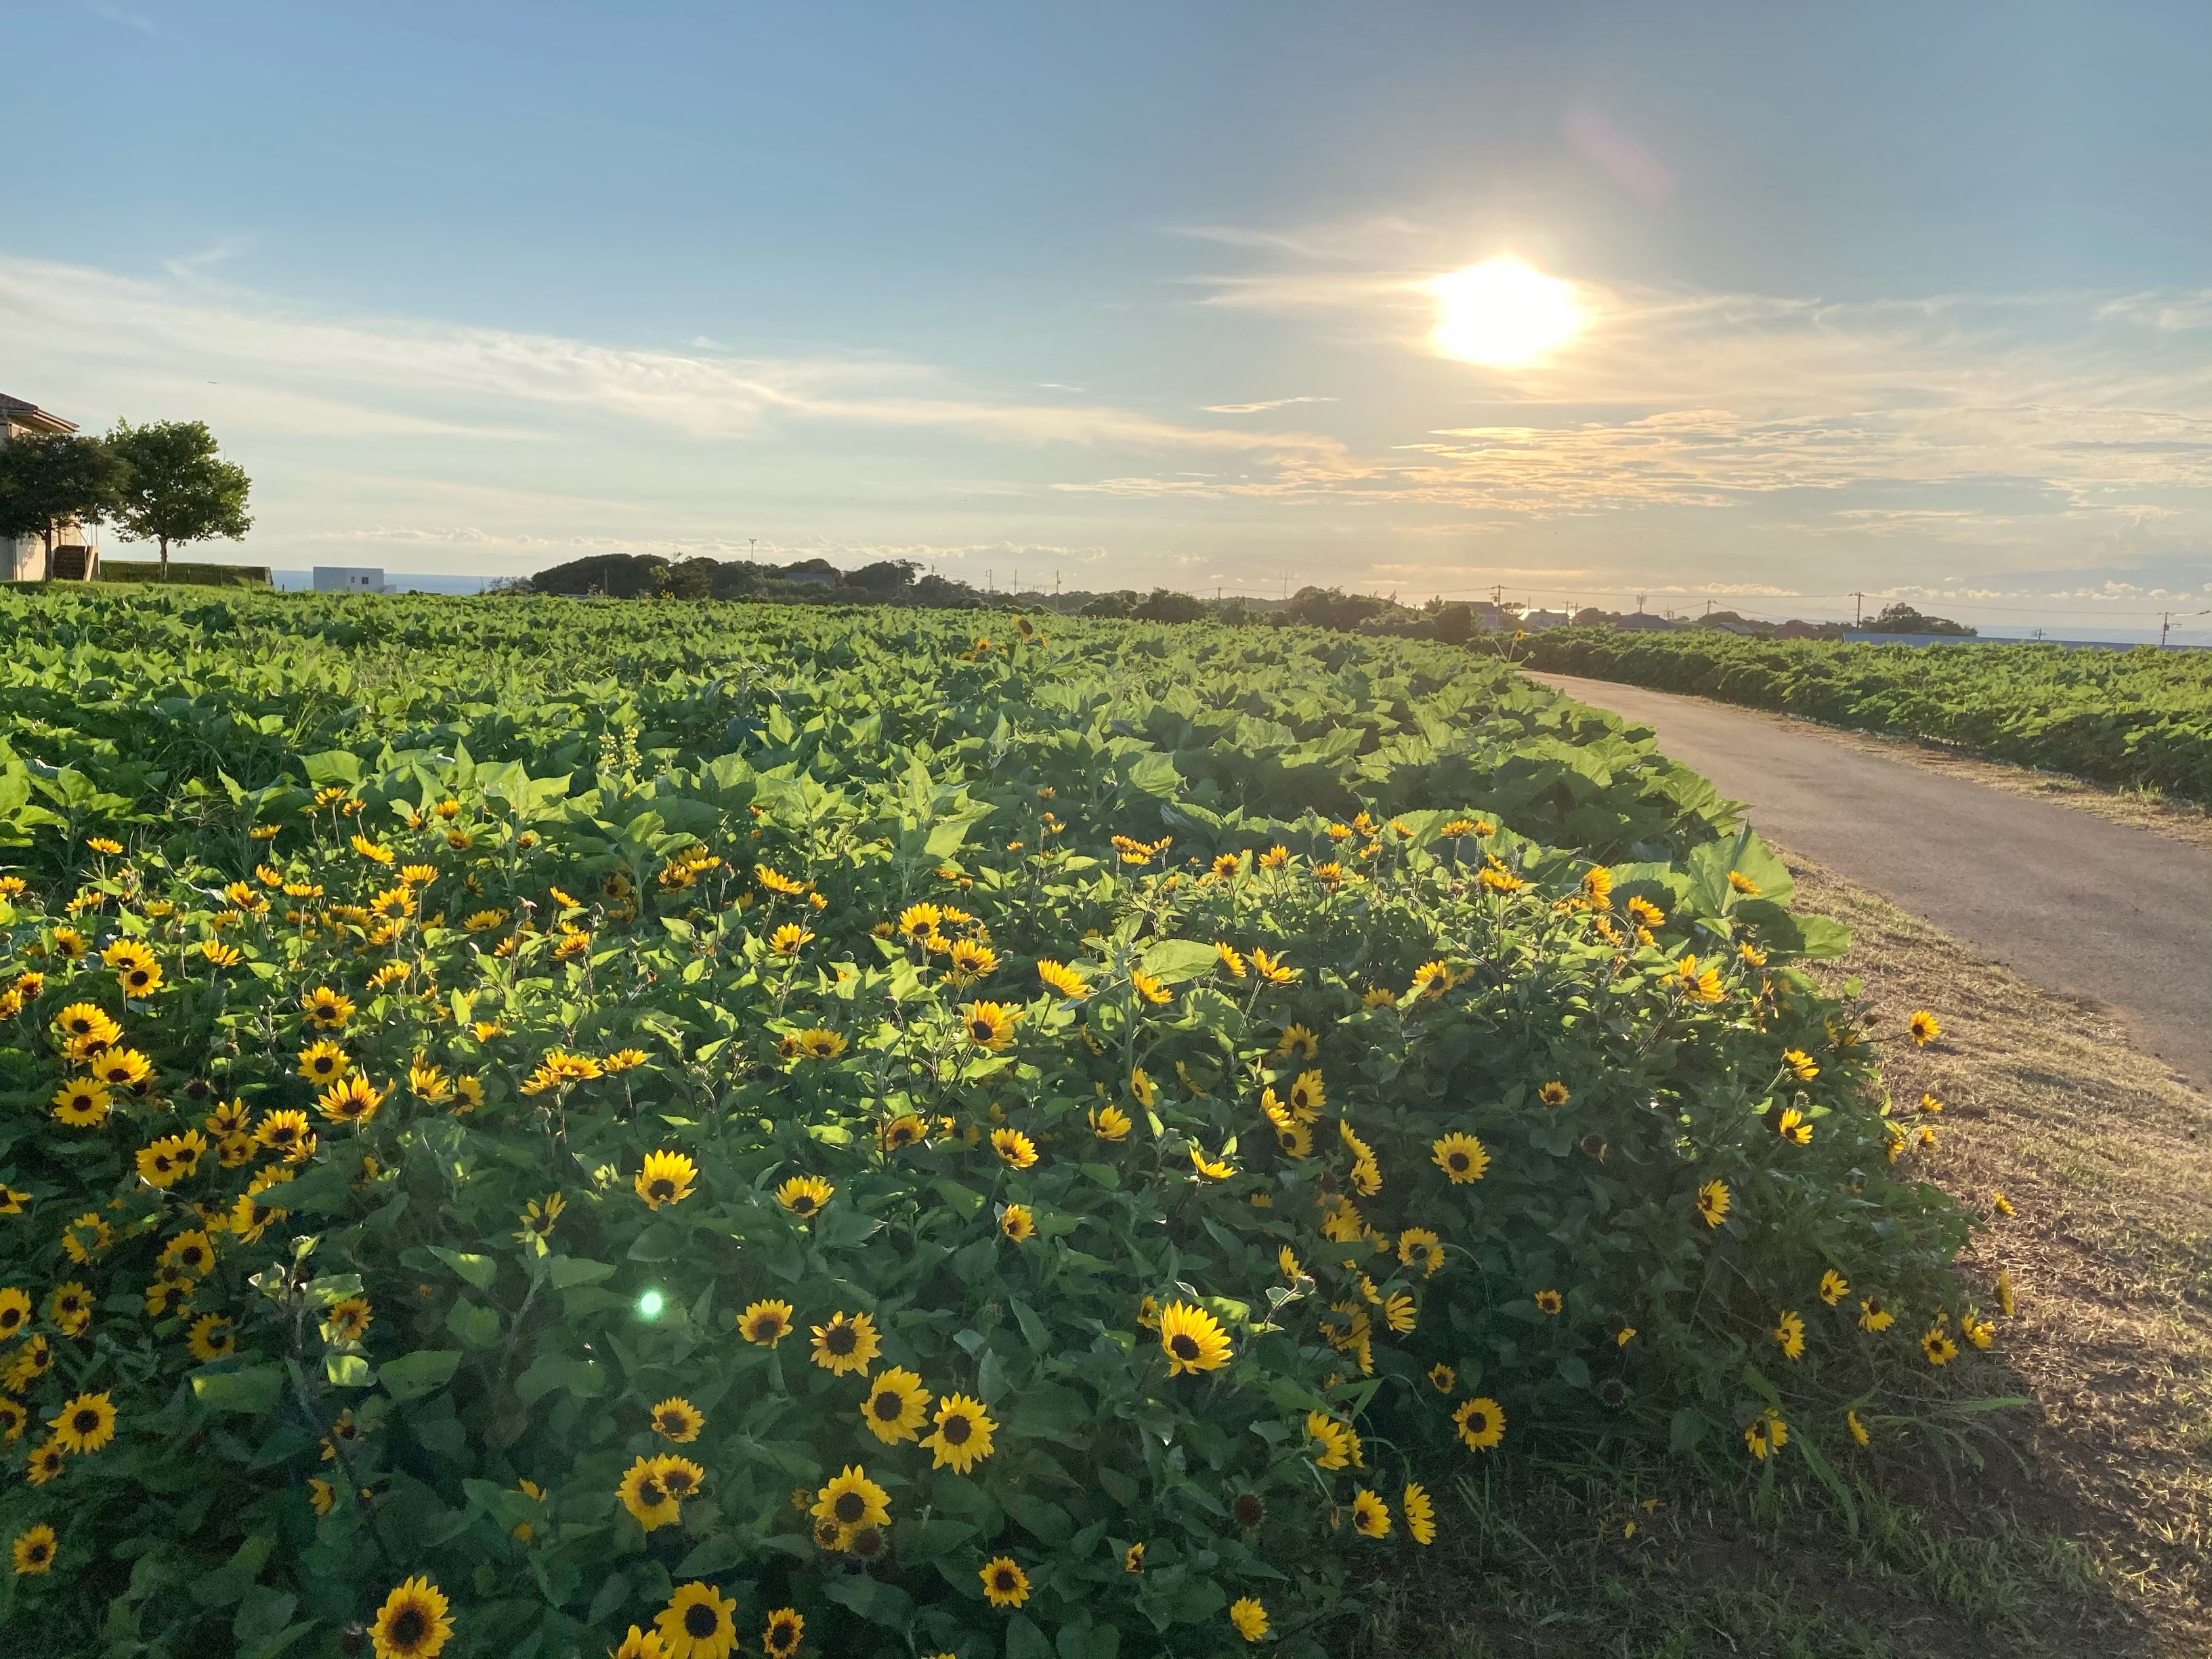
[1526,671,2212,1092]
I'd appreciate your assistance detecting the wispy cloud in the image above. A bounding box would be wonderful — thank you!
[0,254,1340,463]
[1202,396,1339,414]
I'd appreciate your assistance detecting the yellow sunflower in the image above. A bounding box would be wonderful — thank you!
[51,1078,112,1129]
[809,1311,882,1376]
[1088,1103,1132,1142]
[775,1174,833,1217]
[54,1002,120,1047]
[255,1110,314,1162]
[315,1075,386,1128]
[1453,1395,1506,1452]
[1818,1268,1850,1307]
[990,1126,1038,1169]
[1430,1133,1489,1185]
[24,1439,65,1485]
[879,1112,928,1154]
[301,986,354,1030]
[617,1456,681,1532]
[1350,1488,1392,1538]
[811,1466,891,1532]
[102,939,163,997]
[188,1314,236,1362]
[49,1391,116,1454]
[1908,1009,1941,1046]
[1230,1597,1270,1641]
[1139,1304,1236,1386]
[651,1397,704,1444]
[322,1296,373,1347]
[999,1203,1036,1243]
[859,1367,931,1444]
[961,1001,1019,1049]
[979,1556,1030,1609]
[370,1576,452,1659]
[1696,1178,1731,1227]
[297,1040,350,1083]
[11,1523,56,1575]
[634,1150,698,1211]
[47,1282,91,1338]
[761,1608,803,1659]
[920,1393,997,1474]
[1036,959,1090,999]
[1403,1481,1437,1545]
[0,1288,30,1341]
[740,1300,794,1347]
[792,1027,847,1060]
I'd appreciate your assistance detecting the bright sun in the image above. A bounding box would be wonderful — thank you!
[1429,256,1581,366]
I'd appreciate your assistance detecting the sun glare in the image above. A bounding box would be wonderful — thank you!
[1429,256,1581,366]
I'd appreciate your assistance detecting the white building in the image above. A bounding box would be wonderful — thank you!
[314,566,386,594]
[2,394,100,583]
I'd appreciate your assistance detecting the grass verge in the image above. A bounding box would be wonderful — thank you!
[1338,849,2211,1658]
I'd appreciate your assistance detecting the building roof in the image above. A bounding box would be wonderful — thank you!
[0,394,77,436]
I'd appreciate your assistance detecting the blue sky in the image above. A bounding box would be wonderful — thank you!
[6,1,2211,633]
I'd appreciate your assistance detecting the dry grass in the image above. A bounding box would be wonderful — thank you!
[1342,849,2212,1658]
[1791,853,2212,1649]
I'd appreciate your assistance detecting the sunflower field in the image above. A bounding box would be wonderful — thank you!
[0,588,1978,1659]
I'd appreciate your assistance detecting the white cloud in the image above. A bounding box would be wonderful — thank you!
[0,253,1340,463]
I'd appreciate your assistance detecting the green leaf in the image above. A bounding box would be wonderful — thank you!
[1004,1613,1055,1659]
[427,1247,498,1290]
[191,1365,285,1415]
[513,1354,605,1406]
[548,1256,617,1288]
[1139,938,1221,984]
[446,1301,502,1349]
[379,1350,463,1402]
[820,1574,915,1629]
[324,1353,373,1389]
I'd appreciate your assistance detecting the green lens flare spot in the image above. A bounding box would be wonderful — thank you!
[636,1289,665,1320]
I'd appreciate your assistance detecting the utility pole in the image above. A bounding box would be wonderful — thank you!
[1705,599,1716,618]
[1635,593,1646,615]
[1850,591,1865,627]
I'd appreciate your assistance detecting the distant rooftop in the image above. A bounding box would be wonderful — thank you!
[0,394,77,435]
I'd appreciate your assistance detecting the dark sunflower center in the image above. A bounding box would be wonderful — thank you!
[647,1179,675,1200]
[28,1543,47,1561]
[970,1020,992,1039]
[658,1412,683,1431]
[941,1414,971,1445]
[790,1195,815,1213]
[1170,1335,1199,1360]
[834,1492,865,1524]
[1235,1496,1263,1526]
[684,1605,719,1639]
[664,1471,694,1494]
[994,1568,1017,1591]
[389,1608,427,1645]
[1448,1153,1468,1171]
[752,1318,779,1339]
[872,1391,903,1420]
[825,1324,857,1354]
[639,1479,666,1505]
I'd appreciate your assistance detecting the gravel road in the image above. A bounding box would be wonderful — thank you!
[1527,671,2212,1091]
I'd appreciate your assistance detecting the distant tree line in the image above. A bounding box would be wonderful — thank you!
[0,421,253,577]
[511,556,1976,644]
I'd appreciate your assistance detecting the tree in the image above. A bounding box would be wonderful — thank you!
[1132,587,1204,623]
[106,421,253,579]
[1863,602,1976,637]
[0,434,129,571]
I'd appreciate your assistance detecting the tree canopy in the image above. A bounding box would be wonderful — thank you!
[106,420,253,574]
